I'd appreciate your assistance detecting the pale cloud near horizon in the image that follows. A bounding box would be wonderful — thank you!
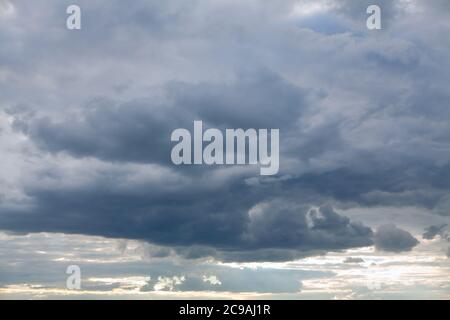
[0,232,449,299]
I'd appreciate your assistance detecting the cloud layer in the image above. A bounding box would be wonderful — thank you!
[1,0,450,264]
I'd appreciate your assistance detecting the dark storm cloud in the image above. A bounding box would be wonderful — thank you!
[246,204,372,251]
[280,166,450,215]
[14,70,309,164]
[1,0,450,262]
[0,170,374,261]
[374,224,419,253]
[422,224,447,240]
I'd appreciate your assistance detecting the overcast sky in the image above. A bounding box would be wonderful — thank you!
[0,0,449,299]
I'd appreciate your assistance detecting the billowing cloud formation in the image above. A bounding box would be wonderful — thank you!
[14,71,307,164]
[1,0,450,263]
[374,224,419,253]
[247,204,372,250]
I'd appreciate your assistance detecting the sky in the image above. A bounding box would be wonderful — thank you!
[0,0,449,299]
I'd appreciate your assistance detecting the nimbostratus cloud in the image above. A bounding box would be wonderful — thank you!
[1,0,450,263]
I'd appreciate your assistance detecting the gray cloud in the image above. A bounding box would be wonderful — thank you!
[374,224,419,253]
[246,203,373,251]
[13,70,309,165]
[343,257,364,264]
[423,224,447,240]
[1,0,450,264]
[0,168,375,261]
